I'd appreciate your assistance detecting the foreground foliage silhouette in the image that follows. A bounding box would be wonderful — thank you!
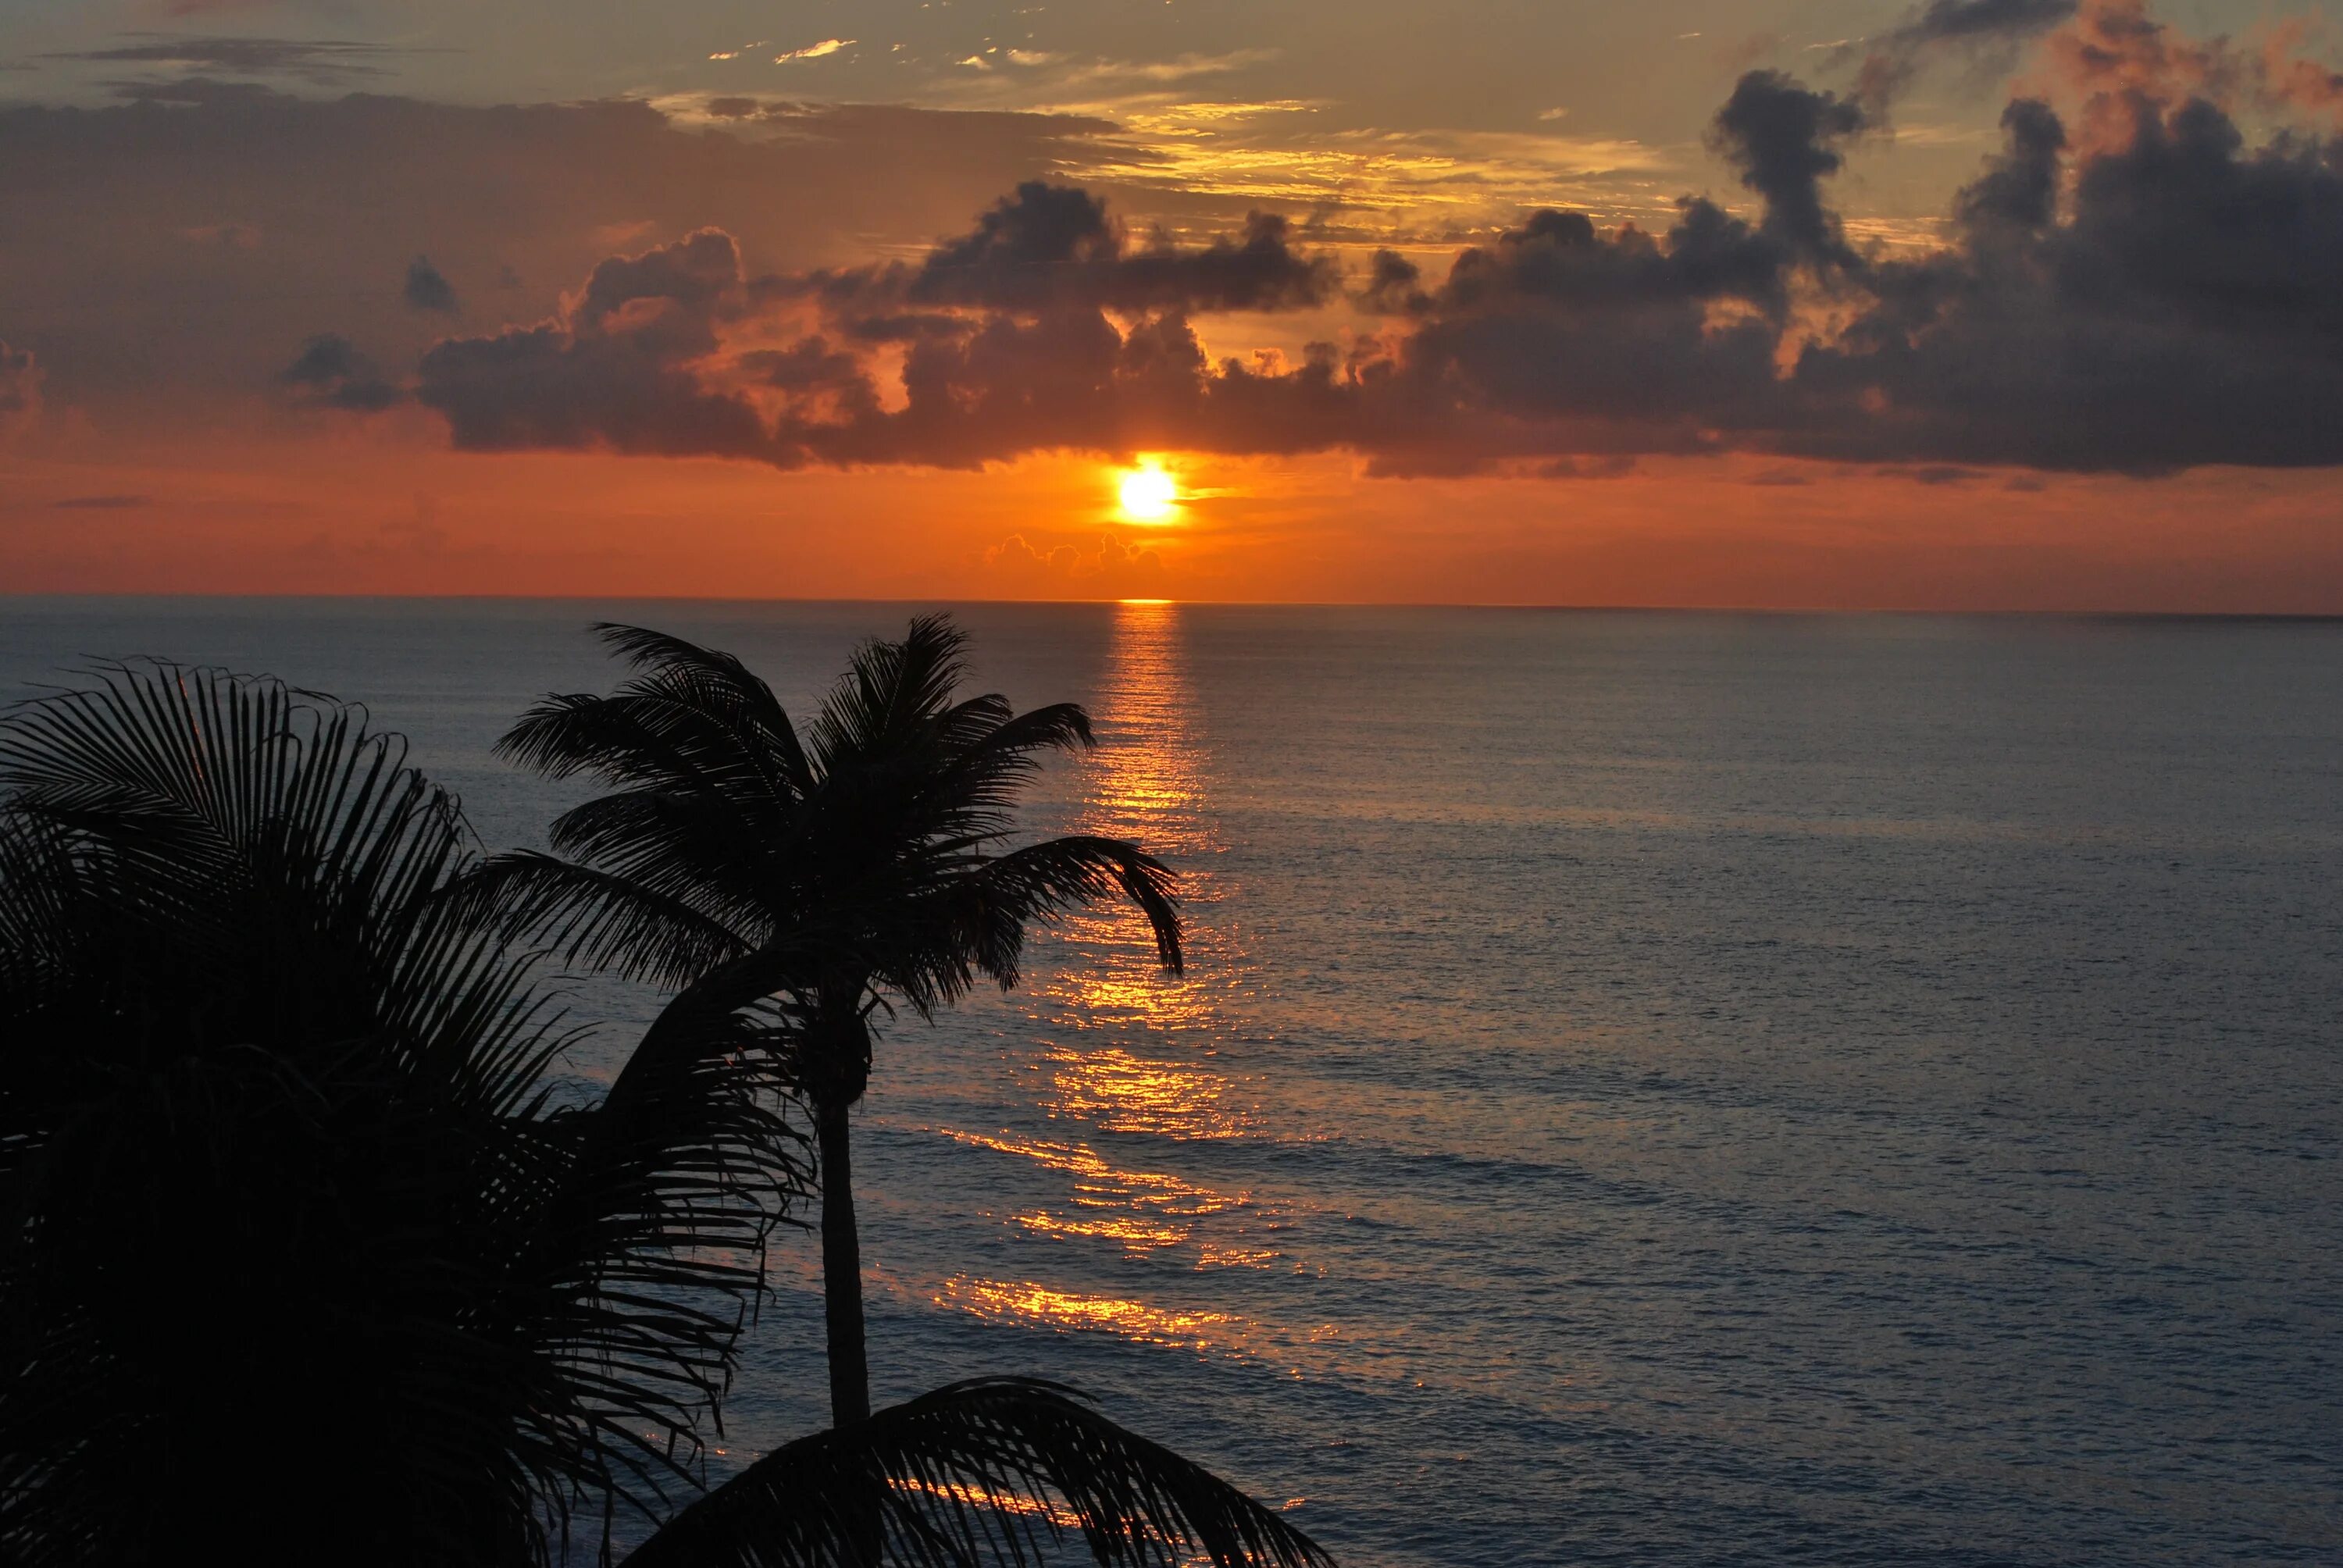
[0,659,1328,1568]
[459,618,1184,1427]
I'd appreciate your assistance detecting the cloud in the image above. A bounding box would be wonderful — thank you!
[411,207,1341,468]
[984,531,1168,595]
[403,255,458,313]
[381,15,2343,481]
[805,182,1337,317]
[0,86,1132,422]
[20,2,2343,484]
[1707,71,1870,265]
[1025,49,1280,89]
[417,231,768,458]
[1391,66,2343,472]
[280,333,402,411]
[52,494,152,510]
[773,39,854,64]
[1851,1,2079,108]
[0,343,41,437]
[43,34,406,86]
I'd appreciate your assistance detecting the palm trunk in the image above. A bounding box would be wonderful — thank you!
[815,1092,871,1429]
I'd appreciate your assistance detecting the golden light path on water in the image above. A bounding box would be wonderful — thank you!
[924,600,1318,1358]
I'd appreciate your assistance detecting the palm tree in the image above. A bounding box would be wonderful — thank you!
[0,660,1325,1568]
[460,618,1184,1429]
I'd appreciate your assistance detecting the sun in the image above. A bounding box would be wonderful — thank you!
[1116,463,1179,522]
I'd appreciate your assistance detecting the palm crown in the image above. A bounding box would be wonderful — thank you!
[464,616,1187,1426]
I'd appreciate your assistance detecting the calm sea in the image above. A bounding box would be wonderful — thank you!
[4,597,2340,1566]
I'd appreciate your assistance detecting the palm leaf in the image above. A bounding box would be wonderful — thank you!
[945,836,1183,992]
[624,1377,1335,1568]
[451,849,758,992]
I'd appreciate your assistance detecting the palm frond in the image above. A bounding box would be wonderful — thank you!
[591,622,813,796]
[450,849,758,992]
[623,1377,1334,1568]
[954,836,1184,989]
[808,614,972,773]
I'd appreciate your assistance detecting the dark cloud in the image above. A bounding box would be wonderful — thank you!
[1354,249,1432,315]
[403,255,458,313]
[1955,97,2067,232]
[806,182,1337,318]
[280,333,402,411]
[1708,72,1870,266]
[387,51,2343,479]
[44,34,406,86]
[0,343,41,436]
[412,189,1348,468]
[1852,1,2079,108]
[1794,92,2343,469]
[1896,0,2079,47]
[418,231,769,458]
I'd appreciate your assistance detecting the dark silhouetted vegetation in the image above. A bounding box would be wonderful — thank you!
[0,646,1325,1567]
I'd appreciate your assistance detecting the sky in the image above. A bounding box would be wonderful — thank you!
[3,0,2343,608]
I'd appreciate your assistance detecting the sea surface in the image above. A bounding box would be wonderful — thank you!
[3,597,2340,1566]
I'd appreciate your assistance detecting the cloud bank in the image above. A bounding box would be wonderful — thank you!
[10,2,2341,483]
[383,3,2343,478]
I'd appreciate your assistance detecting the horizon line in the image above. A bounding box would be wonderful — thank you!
[3,590,2341,623]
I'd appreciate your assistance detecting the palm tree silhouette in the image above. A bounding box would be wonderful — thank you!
[0,660,1321,1567]
[462,617,1183,1428]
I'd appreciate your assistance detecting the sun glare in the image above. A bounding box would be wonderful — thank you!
[1117,463,1179,522]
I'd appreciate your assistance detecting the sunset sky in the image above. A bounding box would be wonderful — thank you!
[5,0,2343,608]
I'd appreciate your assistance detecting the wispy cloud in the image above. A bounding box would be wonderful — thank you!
[774,39,854,64]
[1053,102,1672,233]
[42,34,414,86]
[1050,49,1280,87]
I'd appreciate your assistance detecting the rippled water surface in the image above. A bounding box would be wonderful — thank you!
[5,598,2341,1566]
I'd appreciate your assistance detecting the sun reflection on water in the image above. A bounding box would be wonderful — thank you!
[912,601,1314,1349]
[1043,1043,1250,1139]
[936,1275,1239,1352]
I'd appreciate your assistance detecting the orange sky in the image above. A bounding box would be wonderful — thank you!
[9,433,2341,612]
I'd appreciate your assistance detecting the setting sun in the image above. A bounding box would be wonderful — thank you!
[1117,464,1179,523]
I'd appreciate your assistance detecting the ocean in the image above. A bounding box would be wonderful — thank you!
[3,597,2338,1566]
